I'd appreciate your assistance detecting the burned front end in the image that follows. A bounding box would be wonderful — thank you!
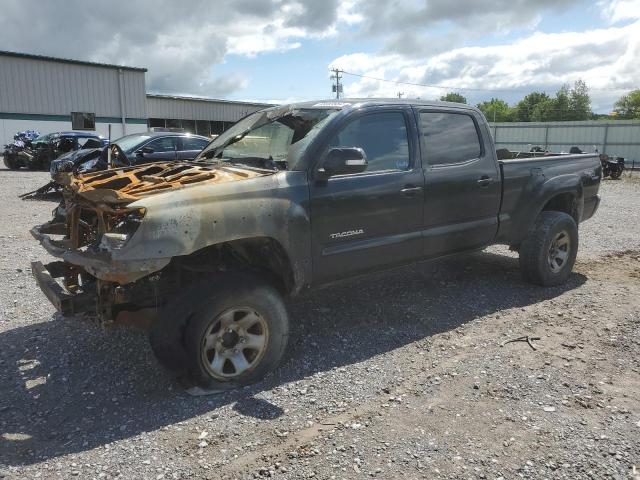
[30,161,265,323]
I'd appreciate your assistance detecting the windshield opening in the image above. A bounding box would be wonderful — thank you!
[114,133,152,153]
[196,108,339,169]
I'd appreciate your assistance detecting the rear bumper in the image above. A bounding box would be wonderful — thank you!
[31,261,95,316]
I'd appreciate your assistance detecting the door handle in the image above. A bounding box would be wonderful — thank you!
[477,176,493,187]
[400,185,423,197]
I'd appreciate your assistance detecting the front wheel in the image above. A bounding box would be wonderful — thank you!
[519,211,578,286]
[151,273,289,390]
[3,154,19,170]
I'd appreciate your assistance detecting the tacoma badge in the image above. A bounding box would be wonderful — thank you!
[329,229,364,239]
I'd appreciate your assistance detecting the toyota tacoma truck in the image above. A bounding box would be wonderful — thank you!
[30,99,601,390]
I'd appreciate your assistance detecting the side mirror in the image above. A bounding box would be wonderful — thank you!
[138,146,154,155]
[319,147,368,178]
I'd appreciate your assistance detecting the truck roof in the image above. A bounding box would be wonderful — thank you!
[269,98,481,113]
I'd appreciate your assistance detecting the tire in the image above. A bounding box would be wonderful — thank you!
[150,273,289,390]
[26,157,40,170]
[149,293,191,373]
[609,168,622,180]
[519,211,578,286]
[3,154,19,170]
[39,152,54,171]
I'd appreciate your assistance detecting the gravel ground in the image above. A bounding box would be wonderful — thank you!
[0,168,639,480]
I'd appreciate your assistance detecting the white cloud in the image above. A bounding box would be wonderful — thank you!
[600,0,640,23]
[0,0,636,110]
[331,19,640,111]
[0,0,343,97]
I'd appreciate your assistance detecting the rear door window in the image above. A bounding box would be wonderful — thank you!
[147,136,180,152]
[420,112,482,166]
[182,137,209,151]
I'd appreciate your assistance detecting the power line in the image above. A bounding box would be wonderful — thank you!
[339,70,634,93]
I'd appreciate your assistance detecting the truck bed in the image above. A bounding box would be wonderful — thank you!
[495,153,601,245]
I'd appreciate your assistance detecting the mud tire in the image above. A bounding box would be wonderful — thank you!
[519,211,578,287]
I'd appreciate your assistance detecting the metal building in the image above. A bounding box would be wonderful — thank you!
[146,94,269,137]
[0,50,148,144]
[0,50,272,147]
[490,120,640,165]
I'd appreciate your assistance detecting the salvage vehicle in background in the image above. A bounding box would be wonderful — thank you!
[571,146,625,180]
[2,130,40,169]
[4,131,107,170]
[599,154,625,179]
[49,132,210,178]
[30,99,601,392]
[500,146,626,179]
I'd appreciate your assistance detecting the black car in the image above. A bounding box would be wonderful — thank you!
[50,132,210,178]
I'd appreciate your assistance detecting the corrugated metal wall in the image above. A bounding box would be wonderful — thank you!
[490,120,640,164]
[146,95,270,122]
[0,54,147,119]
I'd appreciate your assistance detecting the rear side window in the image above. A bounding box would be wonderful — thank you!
[420,112,481,165]
[147,136,180,152]
[329,112,410,172]
[182,137,209,150]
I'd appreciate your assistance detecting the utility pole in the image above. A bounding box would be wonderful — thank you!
[397,92,404,99]
[331,68,343,99]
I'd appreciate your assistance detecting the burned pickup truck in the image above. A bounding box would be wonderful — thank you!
[31,100,601,390]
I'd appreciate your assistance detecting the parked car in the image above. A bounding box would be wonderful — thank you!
[5,131,107,170]
[49,132,210,178]
[30,99,601,392]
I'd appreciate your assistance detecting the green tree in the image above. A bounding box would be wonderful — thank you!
[440,92,467,104]
[531,98,558,122]
[519,82,591,122]
[568,79,591,120]
[554,84,571,121]
[514,92,550,122]
[476,98,513,122]
[613,89,640,119]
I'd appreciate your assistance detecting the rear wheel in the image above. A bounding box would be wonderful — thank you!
[609,168,623,180]
[39,151,54,171]
[519,211,578,286]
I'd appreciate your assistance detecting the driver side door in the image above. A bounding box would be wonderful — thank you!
[309,106,425,284]
[136,136,180,164]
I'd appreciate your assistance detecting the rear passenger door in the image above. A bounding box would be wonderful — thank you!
[418,108,501,257]
[179,136,210,160]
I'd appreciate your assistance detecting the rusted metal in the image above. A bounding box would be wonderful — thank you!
[60,161,263,203]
